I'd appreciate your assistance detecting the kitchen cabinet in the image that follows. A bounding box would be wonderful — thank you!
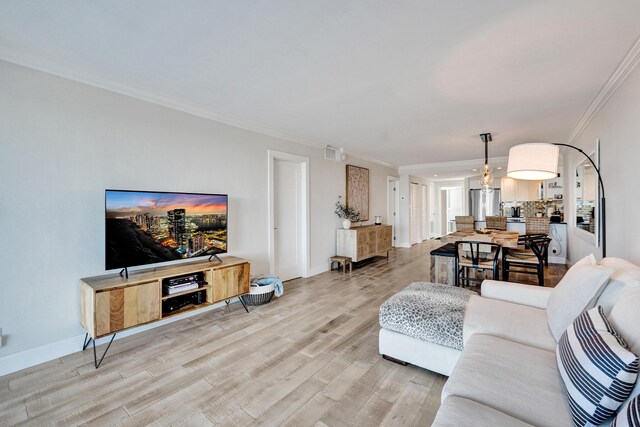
[501,177,516,201]
[506,222,526,234]
[548,223,567,264]
[500,177,540,202]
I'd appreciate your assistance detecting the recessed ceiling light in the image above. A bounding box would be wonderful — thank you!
[472,168,478,172]
[433,174,438,177]
[497,167,503,170]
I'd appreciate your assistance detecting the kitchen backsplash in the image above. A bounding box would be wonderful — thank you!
[501,200,564,218]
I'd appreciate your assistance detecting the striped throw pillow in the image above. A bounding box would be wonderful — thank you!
[612,395,640,427]
[556,306,639,427]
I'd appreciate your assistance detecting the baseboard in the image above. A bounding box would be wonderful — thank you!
[548,256,567,265]
[395,241,412,248]
[0,299,232,377]
[306,264,329,278]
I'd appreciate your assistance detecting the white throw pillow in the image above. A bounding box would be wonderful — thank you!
[608,283,640,356]
[547,255,612,341]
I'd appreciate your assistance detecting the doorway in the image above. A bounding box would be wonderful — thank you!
[439,185,464,236]
[268,151,309,281]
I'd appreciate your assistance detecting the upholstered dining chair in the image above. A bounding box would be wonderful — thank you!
[485,216,507,230]
[502,235,551,287]
[454,240,501,288]
[455,216,475,232]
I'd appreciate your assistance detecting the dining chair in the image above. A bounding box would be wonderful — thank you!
[455,216,475,232]
[502,235,551,287]
[454,240,501,288]
[525,217,550,235]
[524,217,551,265]
[485,216,507,230]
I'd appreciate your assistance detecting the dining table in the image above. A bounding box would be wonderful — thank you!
[430,229,521,285]
[440,229,520,248]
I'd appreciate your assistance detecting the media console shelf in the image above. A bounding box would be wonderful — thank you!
[80,256,250,368]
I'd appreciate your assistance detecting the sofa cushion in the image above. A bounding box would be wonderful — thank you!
[547,256,613,341]
[609,284,640,359]
[611,394,640,427]
[598,258,640,315]
[442,334,572,427]
[609,284,640,414]
[556,306,639,427]
[463,295,556,351]
[433,396,534,427]
[481,279,554,309]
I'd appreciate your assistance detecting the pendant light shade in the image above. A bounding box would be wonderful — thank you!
[507,143,559,180]
[481,163,494,188]
[480,133,493,189]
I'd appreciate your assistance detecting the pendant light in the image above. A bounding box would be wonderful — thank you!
[480,133,493,189]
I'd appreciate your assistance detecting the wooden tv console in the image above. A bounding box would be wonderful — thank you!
[80,256,250,367]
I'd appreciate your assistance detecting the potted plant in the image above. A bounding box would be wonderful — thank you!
[335,196,360,229]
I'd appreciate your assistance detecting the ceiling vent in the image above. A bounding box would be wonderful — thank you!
[324,146,345,161]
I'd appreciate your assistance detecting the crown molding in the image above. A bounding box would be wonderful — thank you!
[399,156,508,175]
[568,36,640,143]
[0,53,396,169]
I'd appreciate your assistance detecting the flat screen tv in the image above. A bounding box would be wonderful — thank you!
[105,190,228,270]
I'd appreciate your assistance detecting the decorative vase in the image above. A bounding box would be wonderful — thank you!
[343,219,352,229]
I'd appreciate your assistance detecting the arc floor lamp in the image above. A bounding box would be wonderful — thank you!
[507,142,606,257]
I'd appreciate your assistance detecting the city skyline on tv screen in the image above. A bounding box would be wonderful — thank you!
[105,190,228,270]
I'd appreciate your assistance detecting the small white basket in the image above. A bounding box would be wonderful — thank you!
[242,282,275,306]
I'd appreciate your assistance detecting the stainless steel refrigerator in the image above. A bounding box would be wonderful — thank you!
[469,189,501,221]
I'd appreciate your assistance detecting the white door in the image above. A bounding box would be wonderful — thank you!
[274,159,302,282]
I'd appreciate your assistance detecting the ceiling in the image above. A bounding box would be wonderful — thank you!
[1,1,639,168]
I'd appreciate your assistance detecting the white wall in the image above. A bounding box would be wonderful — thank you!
[566,62,640,264]
[0,60,396,368]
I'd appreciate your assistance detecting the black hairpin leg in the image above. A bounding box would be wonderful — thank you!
[82,333,92,351]
[238,296,249,313]
[225,298,249,313]
[82,333,116,369]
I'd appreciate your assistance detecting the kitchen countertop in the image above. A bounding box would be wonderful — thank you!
[506,217,566,224]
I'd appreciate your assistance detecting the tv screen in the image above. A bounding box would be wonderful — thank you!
[105,190,228,270]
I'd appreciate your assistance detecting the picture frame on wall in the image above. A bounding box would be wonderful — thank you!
[346,164,369,221]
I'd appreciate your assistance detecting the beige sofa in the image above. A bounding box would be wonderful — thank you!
[431,257,640,426]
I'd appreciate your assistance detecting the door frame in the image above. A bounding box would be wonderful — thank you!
[387,176,400,247]
[268,150,310,278]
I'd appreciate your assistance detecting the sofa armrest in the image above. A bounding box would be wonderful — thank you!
[480,280,553,309]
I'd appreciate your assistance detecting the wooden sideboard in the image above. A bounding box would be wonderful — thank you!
[336,225,392,262]
[80,256,250,367]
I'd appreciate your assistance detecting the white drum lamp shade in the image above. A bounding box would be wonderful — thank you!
[507,143,559,180]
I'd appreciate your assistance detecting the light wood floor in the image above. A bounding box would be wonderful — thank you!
[0,240,567,426]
